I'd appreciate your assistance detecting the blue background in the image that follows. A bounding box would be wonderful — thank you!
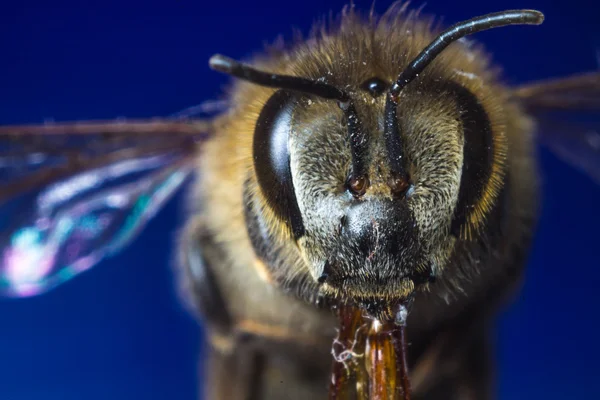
[0,0,599,399]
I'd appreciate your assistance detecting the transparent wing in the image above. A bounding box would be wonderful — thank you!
[0,120,210,297]
[514,72,600,183]
[514,72,600,111]
[533,116,600,184]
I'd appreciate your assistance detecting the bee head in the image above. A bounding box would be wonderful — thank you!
[210,9,543,318]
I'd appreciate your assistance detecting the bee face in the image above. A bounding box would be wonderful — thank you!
[245,68,502,316]
[289,88,466,303]
[225,6,523,319]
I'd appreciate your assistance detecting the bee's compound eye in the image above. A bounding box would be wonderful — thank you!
[347,175,370,197]
[253,90,305,239]
[388,172,410,196]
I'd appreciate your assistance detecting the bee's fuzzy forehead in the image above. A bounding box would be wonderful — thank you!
[233,5,500,100]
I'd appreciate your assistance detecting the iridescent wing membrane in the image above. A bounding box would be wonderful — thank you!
[0,72,597,299]
[0,120,210,297]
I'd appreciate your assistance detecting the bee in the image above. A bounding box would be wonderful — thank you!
[1,2,599,399]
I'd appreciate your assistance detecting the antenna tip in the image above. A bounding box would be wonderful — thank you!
[209,54,235,72]
[526,9,545,25]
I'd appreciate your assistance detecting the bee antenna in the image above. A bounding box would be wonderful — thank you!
[384,9,544,178]
[210,54,350,101]
[210,54,369,183]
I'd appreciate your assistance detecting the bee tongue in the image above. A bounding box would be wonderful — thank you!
[329,302,413,399]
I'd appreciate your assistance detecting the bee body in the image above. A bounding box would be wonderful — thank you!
[1,2,598,399]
